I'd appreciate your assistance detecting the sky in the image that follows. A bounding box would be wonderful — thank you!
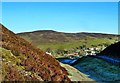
[2,2,118,34]
[2,0,119,2]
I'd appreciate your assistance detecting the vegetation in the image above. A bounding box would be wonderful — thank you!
[73,56,120,82]
[1,47,28,81]
[60,63,95,81]
[98,41,120,58]
[1,24,70,81]
[1,24,119,81]
[18,30,118,58]
[37,38,115,50]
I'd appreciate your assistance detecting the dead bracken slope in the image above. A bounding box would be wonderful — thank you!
[0,24,70,81]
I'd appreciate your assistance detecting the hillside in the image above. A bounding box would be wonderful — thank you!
[98,41,120,58]
[60,63,95,81]
[18,30,118,40]
[17,30,118,50]
[73,56,120,82]
[0,24,70,81]
[17,30,118,58]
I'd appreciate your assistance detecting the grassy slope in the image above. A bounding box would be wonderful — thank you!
[18,32,117,51]
[60,63,95,82]
[73,56,120,82]
[38,38,116,50]
[18,31,118,59]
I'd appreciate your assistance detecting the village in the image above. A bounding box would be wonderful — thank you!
[46,44,107,58]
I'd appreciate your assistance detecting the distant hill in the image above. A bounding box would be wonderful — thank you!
[98,41,120,58]
[18,30,118,42]
[0,24,70,81]
[17,30,118,50]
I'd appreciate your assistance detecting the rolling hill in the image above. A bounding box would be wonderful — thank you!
[18,30,118,43]
[0,24,70,81]
[17,30,118,51]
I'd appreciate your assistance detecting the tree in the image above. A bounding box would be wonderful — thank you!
[46,48,51,53]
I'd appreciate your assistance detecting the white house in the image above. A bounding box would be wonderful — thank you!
[46,51,52,55]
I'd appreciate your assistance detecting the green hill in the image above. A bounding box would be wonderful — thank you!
[18,30,118,50]
[17,30,118,57]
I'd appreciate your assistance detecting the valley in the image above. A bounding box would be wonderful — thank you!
[1,24,120,82]
[18,30,120,82]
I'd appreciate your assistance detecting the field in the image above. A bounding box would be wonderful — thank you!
[37,37,116,50]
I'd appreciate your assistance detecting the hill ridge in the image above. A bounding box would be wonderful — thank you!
[17,29,118,36]
[17,29,119,51]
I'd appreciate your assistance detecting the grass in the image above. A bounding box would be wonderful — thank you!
[0,47,26,80]
[73,57,120,82]
[37,38,116,51]
[60,63,94,81]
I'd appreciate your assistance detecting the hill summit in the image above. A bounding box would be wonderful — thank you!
[18,30,117,42]
[0,24,70,81]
